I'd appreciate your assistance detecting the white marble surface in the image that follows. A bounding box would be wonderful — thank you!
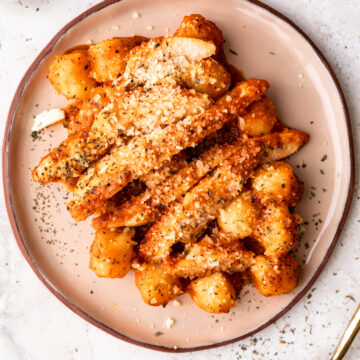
[0,0,359,359]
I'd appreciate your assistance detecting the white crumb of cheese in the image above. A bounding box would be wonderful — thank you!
[165,317,175,329]
[98,163,109,175]
[112,25,120,30]
[133,12,140,19]
[172,299,181,307]
[32,108,65,131]
[209,77,217,85]
[238,116,245,130]
[146,25,153,31]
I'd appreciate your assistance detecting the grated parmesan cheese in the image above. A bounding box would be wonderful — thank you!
[32,108,65,132]
[172,299,181,307]
[209,77,217,85]
[165,317,175,329]
[238,116,245,131]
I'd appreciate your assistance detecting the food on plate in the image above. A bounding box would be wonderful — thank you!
[121,36,231,98]
[32,108,65,132]
[250,255,300,296]
[138,140,263,262]
[217,190,260,239]
[252,161,303,206]
[254,202,300,257]
[92,128,307,229]
[89,227,135,278]
[134,263,185,306]
[33,85,213,184]
[165,231,255,278]
[239,96,277,136]
[88,36,146,82]
[49,49,97,100]
[63,86,111,135]
[174,14,224,52]
[67,79,269,221]
[32,14,309,313]
[188,272,236,313]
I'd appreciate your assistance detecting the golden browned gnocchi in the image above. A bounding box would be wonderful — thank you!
[183,58,231,99]
[254,203,298,257]
[88,36,146,82]
[134,263,184,306]
[252,161,303,207]
[188,272,236,313]
[217,190,260,238]
[250,255,300,296]
[238,97,277,136]
[174,14,224,52]
[89,227,135,278]
[48,50,97,100]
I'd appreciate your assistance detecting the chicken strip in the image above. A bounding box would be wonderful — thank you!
[121,37,231,98]
[93,128,308,228]
[67,79,269,221]
[33,85,212,184]
[164,231,255,278]
[139,153,188,190]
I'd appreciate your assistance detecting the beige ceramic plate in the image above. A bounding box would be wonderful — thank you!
[3,0,354,352]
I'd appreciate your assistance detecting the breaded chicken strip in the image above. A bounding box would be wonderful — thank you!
[32,85,212,184]
[164,231,255,278]
[98,153,188,216]
[121,37,231,98]
[93,128,308,228]
[67,79,269,221]
[139,153,188,190]
[138,141,262,262]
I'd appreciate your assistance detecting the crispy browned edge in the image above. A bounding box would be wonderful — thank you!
[2,0,355,353]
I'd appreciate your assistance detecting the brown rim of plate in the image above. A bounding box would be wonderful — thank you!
[1,0,355,353]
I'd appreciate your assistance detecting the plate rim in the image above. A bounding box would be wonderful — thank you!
[2,0,355,353]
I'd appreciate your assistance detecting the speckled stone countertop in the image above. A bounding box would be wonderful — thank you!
[0,0,359,359]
